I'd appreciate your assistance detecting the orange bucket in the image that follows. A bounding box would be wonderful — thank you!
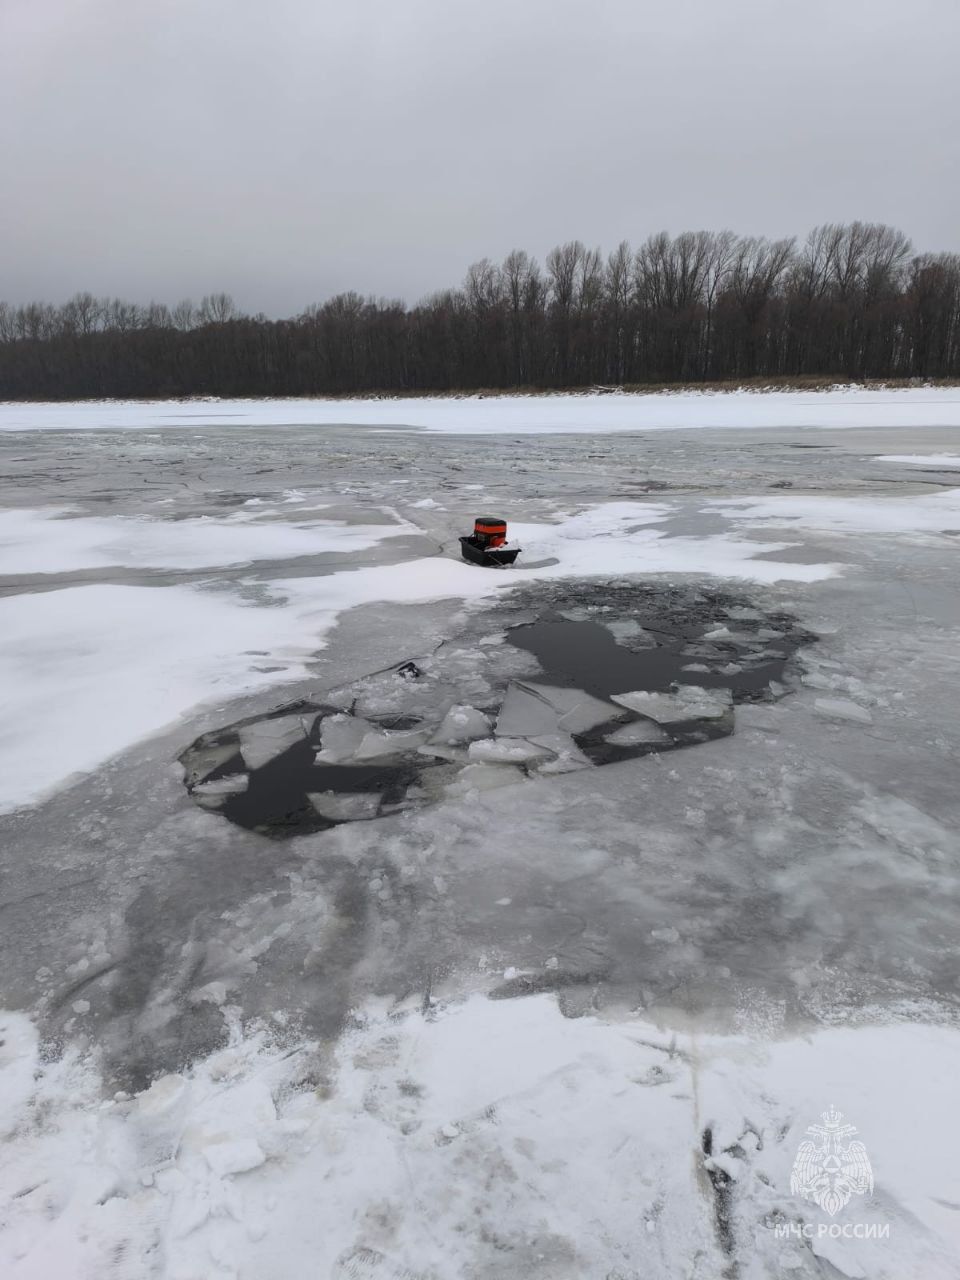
[473,516,507,547]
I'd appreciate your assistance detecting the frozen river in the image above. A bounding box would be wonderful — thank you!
[2,392,960,1279]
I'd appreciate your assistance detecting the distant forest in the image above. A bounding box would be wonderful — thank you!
[1,223,958,399]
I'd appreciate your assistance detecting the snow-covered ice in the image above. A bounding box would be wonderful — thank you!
[0,506,413,575]
[2,397,960,1278]
[1,996,959,1279]
[713,487,960,534]
[876,453,960,467]
[2,384,960,434]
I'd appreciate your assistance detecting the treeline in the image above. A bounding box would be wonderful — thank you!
[1,222,959,399]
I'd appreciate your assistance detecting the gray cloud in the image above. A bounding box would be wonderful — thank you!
[1,0,957,315]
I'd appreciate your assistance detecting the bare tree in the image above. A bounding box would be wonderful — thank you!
[198,293,236,325]
[173,298,196,330]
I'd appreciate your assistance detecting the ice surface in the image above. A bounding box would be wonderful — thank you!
[0,499,839,812]
[0,506,414,575]
[5,405,960,1278]
[715,487,960,534]
[2,997,960,1279]
[876,453,960,467]
[0,584,321,813]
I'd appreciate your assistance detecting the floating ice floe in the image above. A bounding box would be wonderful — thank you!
[520,682,625,734]
[610,685,733,724]
[604,720,671,746]
[468,738,554,764]
[354,727,429,759]
[447,763,526,793]
[314,714,374,763]
[238,714,307,769]
[308,791,382,821]
[429,704,492,745]
[494,684,563,738]
[527,733,591,772]
[191,774,249,797]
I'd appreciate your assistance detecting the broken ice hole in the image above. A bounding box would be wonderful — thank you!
[179,583,814,838]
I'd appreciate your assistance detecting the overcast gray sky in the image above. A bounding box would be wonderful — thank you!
[1,0,957,316]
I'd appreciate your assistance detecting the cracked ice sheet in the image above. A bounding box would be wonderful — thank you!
[0,506,414,575]
[0,500,834,813]
[3,385,960,434]
[711,487,960,535]
[1,997,958,1280]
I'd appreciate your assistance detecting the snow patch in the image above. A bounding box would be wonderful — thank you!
[1,999,958,1278]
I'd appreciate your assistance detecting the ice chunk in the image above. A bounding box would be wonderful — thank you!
[681,643,725,659]
[137,1074,188,1119]
[529,732,591,771]
[181,740,241,785]
[448,763,526,793]
[468,737,553,763]
[417,742,468,763]
[494,684,561,738]
[354,727,429,759]
[611,685,732,723]
[314,713,374,763]
[430,704,492,745]
[308,791,382,821]
[192,773,249,796]
[602,619,656,646]
[814,697,873,724]
[604,720,670,746]
[202,1138,266,1177]
[522,682,624,733]
[238,714,307,770]
[801,671,834,690]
